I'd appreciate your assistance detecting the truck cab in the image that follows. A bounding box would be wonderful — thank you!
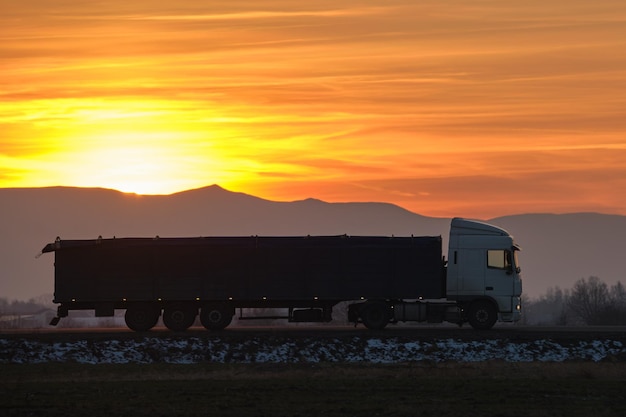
[446,218,522,328]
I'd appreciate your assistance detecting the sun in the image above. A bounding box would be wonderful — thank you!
[4,96,285,197]
[65,131,239,195]
[82,143,181,195]
[20,98,248,195]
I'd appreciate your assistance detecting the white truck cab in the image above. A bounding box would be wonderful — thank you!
[447,218,523,327]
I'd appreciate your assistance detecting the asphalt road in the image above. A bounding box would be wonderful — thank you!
[2,324,626,343]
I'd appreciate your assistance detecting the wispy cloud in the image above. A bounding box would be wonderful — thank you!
[2,0,626,217]
[125,7,388,21]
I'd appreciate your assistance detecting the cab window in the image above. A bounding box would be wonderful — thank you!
[487,250,511,270]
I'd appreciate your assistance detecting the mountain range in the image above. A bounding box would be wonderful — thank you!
[1,185,624,301]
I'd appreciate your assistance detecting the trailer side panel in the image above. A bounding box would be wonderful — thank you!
[51,235,444,304]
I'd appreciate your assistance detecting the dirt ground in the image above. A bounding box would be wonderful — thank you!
[1,361,626,417]
[2,326,626,416]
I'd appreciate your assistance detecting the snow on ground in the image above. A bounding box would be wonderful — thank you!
[1,336,624,364]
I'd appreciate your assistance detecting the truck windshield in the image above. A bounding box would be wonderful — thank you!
[513,249,521,273]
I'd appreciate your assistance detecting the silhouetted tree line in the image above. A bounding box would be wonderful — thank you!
[523,276,626,325]
[0,295,55,329]
[0,295,54,315]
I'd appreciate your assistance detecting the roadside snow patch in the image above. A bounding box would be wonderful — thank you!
[1,336,624,364]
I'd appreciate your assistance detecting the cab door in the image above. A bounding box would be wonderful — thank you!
[451,235,487,297]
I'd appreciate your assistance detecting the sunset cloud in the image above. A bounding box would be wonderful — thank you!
[2,0,625,218]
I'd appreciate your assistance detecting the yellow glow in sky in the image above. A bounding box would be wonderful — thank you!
[2,0,626,218]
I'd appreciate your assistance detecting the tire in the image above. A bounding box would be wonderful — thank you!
[125,303,160,332]
[200,304,234,331]
[361,301,391,330]
[163,303,197,332]
[468,300,498,330]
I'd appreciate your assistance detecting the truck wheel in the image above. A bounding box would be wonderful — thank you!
[468,301,497,330]
[200,304,233,331]
[361,301,391,330]
[125,304,160,332]
[163,304,197,332]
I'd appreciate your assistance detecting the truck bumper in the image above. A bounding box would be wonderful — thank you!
[499,297,522,323]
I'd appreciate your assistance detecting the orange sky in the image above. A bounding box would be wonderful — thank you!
[2,0,626,219]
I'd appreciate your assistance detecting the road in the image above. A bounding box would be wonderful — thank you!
[2,324,626,344]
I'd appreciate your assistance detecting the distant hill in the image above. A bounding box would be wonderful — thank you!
[1,185,624,301]
[1,185,448,301]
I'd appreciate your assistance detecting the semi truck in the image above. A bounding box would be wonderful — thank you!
[41,218,522,331]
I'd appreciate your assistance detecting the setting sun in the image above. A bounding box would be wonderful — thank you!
[2,0,626,218]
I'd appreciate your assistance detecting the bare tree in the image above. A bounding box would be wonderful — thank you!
[522,286,570,325]
[610,281,626,307]
[567,276,612,325]
[567,276,626,325]
[606,281,626,324]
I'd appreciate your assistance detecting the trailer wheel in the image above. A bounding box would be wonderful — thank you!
[468,301,497,330]
[200,304,233,331]
[361,301,391,330]
[163,303,197,332]
[125,304,160,332]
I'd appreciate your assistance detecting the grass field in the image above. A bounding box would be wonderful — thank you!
[2,362,625,416]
